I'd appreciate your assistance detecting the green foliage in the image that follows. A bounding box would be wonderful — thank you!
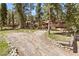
[65,3,79,30]
[0,40,9,56]
[1,3,79,31]
[36,3,42,21]
[1,3,7,26]
[42,3,63,21]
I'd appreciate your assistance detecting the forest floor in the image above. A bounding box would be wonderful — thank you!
[7,30,79,56]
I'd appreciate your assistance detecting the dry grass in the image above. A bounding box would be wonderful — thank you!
[48,31,71,41]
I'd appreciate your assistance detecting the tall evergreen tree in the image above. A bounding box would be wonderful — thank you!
[1,3,7,28]
[36,3,42,29]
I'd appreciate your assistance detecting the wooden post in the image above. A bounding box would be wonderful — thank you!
[73,39,78,53]
[73,33,78,53]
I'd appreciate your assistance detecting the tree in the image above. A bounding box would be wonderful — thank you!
[36,3,42,29]
[23,3,35,29]
[53,3,63,20]
[0,3,7,30]
[65,4,76,30]
[14,3,26,29]
[48,4,53,34]
[7,9,12,26]
[42,3,63,34]
[64,3,79,53]
[12,11,14,29]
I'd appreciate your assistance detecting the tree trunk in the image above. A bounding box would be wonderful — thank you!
[48,20,51,34]
[8,13,11,26]
[12,11,14,29]
[15,3,26,29]
[48,4,52,34]
[0,24,3,31]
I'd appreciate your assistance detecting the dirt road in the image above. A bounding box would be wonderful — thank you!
[7,30,78,56]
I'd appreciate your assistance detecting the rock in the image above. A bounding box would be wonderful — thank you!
[8,45,19,56]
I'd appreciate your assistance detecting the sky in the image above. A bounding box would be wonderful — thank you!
[7,3,36,15]
[7,3,13,10]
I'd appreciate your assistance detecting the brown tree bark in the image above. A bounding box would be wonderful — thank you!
[48,4,52,34]
[15,3,26,29]
[12,11,15,29]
